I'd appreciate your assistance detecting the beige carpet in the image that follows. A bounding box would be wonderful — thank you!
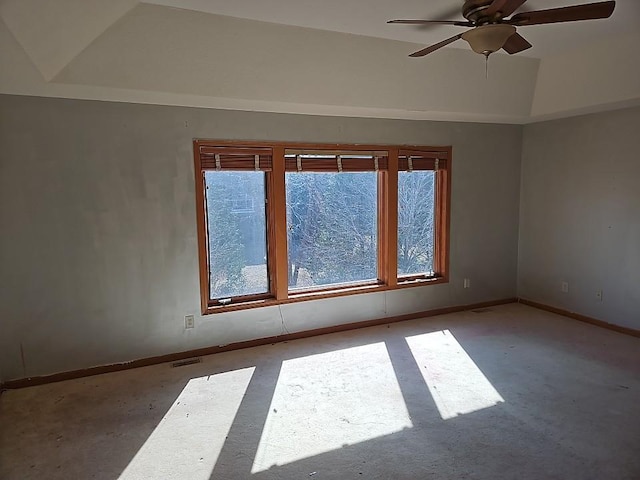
[1,303,639,479]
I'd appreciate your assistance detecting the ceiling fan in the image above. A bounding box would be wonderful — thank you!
[388,0,616,58]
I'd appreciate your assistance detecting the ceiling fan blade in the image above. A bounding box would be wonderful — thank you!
[502,32,532,54]
[509,1,615,26]
[388,19,473,27]
[409,34,463,57]
[485,0,528,18]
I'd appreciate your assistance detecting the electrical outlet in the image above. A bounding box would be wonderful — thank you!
[463,278,471,289]
[184,315,195,329]
[596,290,603,302]
[561,282,569,293]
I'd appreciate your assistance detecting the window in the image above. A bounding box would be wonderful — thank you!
[194,146,275,306]
[194,141,450,313]
[285,150,384,290]
[398,170,435,277]
[205,171,268,299]
[397,150,445,279]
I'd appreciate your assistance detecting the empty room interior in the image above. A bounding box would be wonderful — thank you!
[1,0,639,479]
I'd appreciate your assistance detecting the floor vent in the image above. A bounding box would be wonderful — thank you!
[171,357,202,368]
[471,308,492,314]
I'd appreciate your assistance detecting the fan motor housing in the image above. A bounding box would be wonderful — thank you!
[463,0,500,23]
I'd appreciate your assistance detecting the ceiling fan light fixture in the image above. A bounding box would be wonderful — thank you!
[462,24,516,56]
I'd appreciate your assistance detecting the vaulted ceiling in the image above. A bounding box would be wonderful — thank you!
[1,0,639,123]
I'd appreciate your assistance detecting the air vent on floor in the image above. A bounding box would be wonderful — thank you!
[171,357,202,368]
[471,308,492,314]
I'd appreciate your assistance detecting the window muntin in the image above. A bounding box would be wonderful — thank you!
[397,170,436,278]
[204,171,270,300]
[286,171,378,290]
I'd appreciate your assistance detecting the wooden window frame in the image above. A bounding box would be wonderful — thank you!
[194,140,451,315]
[396,149,450,284]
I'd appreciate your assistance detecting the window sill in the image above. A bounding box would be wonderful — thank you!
[203,276,448,315]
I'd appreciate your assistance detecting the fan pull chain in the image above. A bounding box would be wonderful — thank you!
[485,53,489,79]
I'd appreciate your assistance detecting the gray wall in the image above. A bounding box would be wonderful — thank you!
[519,106,640,330]
[0,95,522,382]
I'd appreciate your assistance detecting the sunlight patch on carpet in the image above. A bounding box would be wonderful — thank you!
[251,342,412,473]
[406,330,504,420]
[118,367,255,480]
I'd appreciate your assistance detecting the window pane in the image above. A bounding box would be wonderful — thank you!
[398,171,436,277]
[286,172,377,289]
[204,171,268,299]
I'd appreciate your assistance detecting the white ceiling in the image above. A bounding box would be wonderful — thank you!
[0,0,638,123]
[147,0,640,59]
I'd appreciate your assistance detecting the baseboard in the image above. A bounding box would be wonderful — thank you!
[1,298,516,390]
[518,298,640,338]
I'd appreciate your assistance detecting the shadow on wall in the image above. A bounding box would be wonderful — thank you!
[2,307,639,479]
